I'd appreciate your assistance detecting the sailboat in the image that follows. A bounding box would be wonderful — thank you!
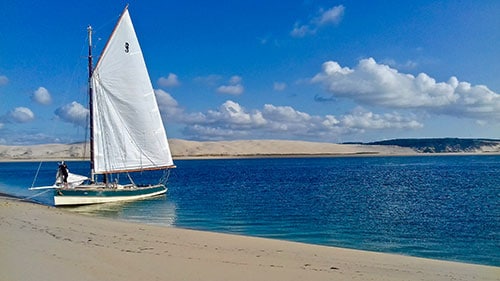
[37,6,175,206]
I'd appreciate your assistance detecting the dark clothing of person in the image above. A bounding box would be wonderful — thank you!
[59,162,69,183]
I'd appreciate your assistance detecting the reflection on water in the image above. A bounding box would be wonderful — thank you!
[67,195,177,227]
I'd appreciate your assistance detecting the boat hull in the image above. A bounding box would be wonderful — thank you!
[54,184,166,206]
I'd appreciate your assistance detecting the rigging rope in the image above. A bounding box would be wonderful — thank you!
[159,169,171,185]
[126,172,136,186]
[30,161,45,189]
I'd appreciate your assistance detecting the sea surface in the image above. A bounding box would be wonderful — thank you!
[0,155,499,266]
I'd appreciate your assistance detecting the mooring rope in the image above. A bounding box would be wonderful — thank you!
[24,189,52,201]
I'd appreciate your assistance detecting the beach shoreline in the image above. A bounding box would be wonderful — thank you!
[0,196,498,281]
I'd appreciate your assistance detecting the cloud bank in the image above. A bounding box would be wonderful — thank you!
[311,58,500,121]
[157,95,421,141]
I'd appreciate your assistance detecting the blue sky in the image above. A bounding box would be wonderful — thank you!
[0,0,499,145]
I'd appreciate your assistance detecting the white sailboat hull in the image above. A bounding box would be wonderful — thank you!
[54,185,166,206]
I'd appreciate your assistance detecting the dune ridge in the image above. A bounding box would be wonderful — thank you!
[1,138,499,161]
[0,139,416,161]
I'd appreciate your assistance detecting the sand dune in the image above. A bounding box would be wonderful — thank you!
[0,139,416,161]
[168,139,416,157]
[2,138,499,161]
[0,143,88,160]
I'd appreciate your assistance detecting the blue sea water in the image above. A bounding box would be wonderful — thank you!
[0,155,499,266]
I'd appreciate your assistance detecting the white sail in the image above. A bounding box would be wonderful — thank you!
[91,8,173,174]
[56,172,89,188]
[31,172,89,190]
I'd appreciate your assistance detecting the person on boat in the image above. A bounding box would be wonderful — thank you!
[58,161,69,187]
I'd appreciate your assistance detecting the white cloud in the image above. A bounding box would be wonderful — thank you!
[155,89,184,120]
[381,58,418,70]
[229,75,242,84]
[194,74,244,95]
[206,101,266,126]
[181,101,266,140]
[194,74,223,86]
[54,102,88,127]
[183,124,245,140]
[291,23,314,37]
[217,84,244,95]
[339,107,423,131]
[262,104,311,123]
[312,57,500,121]
[155,89,178,108]
[8,107,35,123]
[216,75,244,95]
[316,5,345,26]
[32,86,52,105]
[0,75,8,86]
[291,5,345,38]
[158,73,180,87]
[273,82,287,91]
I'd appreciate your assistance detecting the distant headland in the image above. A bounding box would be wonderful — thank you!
[349,138,500,153]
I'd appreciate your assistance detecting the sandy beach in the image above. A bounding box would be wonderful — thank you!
[1,196,498,281]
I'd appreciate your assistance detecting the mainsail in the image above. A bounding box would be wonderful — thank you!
[91,8,173,174]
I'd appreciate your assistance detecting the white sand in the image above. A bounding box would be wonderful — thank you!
[0,197,498,281]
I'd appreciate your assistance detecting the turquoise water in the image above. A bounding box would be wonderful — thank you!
[0,155,499,266]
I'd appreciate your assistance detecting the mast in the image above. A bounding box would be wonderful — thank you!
[87,25,95,182]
